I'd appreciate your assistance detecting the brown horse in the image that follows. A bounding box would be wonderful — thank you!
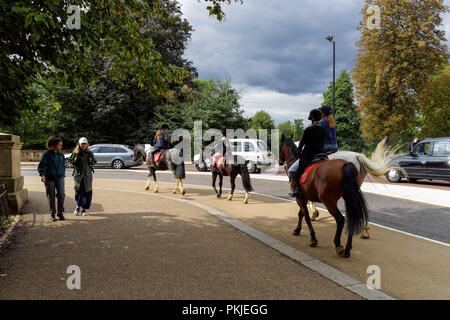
[211,154,253,204]
[134,144,186,194]
[279,136,368,258]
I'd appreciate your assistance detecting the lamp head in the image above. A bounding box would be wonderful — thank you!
[325,35,334,42]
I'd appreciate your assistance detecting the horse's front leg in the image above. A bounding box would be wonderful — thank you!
[145,173,151,190]
[293,208,304,236]
[299,198,318,247]
[219,174,223,198]
[152,170,159,193]
[212,172,220,198]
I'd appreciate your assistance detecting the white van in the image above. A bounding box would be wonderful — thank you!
[193,139,275,173]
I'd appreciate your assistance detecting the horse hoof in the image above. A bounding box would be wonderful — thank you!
[342,251,351,258]
[335,246,345,256]
[243,199,248,204]
[216,193,221,198]
[311,211,319,221]
[227,196,233,201]
[292,230,300,236]
[310,240,318,247]
[360,234,370,240]
[154,190,159,193]
[172,190,177,194]
[181,190,186,196]
[145,186,149,191]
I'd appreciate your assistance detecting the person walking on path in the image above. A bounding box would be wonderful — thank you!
[70,137,97,216]
[38,137,66,222]
[319,105,338,154]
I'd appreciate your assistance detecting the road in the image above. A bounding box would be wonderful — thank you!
[22,166,450,245]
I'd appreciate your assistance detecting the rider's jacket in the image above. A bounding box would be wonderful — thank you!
[212,136,231,156]
[296,124,327,161]
[153,131,170,149]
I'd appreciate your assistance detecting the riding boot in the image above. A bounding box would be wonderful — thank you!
[288,171,302,197]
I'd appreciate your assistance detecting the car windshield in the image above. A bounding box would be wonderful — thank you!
[257,141,268,151]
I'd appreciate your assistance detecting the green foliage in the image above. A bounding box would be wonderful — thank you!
[323,70,364,151]
[293,119,305,141]
[277,121,294,139]
[419,64,450,138]
[182,79,246,131]
[0,0,192,126]
[353,0,448,140]
[250,110,275,134]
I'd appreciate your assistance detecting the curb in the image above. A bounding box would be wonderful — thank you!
[0,215,21,250]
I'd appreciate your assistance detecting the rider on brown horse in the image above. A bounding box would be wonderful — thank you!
[149,124,171,163]
[288,109,327,198]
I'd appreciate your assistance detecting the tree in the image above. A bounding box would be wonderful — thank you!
[1,0,197,147]
[277,121,294,138]
[1,0,223,127]
[323,70,364,151]
[182,79,246,131]
[419,64,450,137]
[250,110,275,133]
[352,0,448,141]
[293,119,305,141]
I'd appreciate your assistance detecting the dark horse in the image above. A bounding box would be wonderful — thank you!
[279,136,368,258]
[211,154,253,204]
[134,144,186,195]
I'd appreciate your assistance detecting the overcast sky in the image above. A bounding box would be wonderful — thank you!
[179,0,450,125]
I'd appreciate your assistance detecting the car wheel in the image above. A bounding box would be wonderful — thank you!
[65,159,73,168]
[112,159,124,169]
[386,169,401,183]
[248,163,257,173]
[195,163,208,172]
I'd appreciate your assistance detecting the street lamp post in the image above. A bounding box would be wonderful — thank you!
[325,35,335,114]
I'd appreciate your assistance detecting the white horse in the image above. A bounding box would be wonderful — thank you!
[309,138,402,239]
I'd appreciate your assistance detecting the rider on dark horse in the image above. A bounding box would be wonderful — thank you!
[149,124,171,163]
[211,129,232,167]
[288,108,327,197]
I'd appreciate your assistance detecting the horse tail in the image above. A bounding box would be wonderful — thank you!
[175,161,185,179]
[239,161,253,192]
[356,137,407,179]
[341,162,368,236]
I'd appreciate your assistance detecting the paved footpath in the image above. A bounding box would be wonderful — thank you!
[0,177,360,300]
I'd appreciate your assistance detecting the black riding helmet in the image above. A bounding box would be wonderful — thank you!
[308,109,323,122]
[161,124,169,130]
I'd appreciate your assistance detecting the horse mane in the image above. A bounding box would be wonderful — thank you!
[282,136,298,156]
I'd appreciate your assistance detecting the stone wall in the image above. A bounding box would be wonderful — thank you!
[0,133,28,214]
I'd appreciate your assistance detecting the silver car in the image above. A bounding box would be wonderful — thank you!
[65,144,142,169]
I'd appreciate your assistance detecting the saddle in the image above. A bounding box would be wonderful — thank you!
[299,154,329,185]
[212,155,226,168]
[148,151,164,164]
